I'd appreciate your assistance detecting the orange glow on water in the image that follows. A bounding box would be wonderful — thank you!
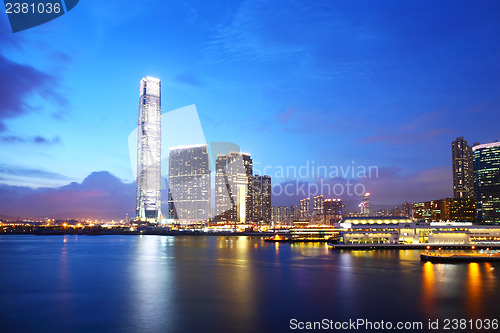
[466,262,482,317]
[422,261,435,312]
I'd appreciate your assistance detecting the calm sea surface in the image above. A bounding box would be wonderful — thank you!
[0,235,499,333]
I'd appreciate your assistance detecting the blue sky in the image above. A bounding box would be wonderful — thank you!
[1,0,500,216]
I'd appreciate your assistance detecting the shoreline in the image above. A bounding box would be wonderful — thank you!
[2,233,500,251]
[328,243,500,250]
[0,231,278,237]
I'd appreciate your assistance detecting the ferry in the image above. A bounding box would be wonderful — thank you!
[420,251,500,263]
[264,234,291,243]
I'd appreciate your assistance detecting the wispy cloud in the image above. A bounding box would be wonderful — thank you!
[173,72,203,87]
[275,108,296,125]
[0,135,62,144]
[362,110,452,145]
[0,54,70,126]
[0,163,69,181]
[0,18,70,132]
[51,50,73,64]
[274,107,359,135]
[203,0,312,64]
[363,128,452,145]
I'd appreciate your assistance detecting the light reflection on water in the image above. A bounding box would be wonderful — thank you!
[0,235,499,333]
[128,236,173,332]
[420,255,499,320]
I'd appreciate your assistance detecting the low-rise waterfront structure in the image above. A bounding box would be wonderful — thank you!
[334,217,500,245]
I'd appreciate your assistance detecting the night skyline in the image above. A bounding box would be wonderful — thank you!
[1,1,500,218]
[3,4,500,333]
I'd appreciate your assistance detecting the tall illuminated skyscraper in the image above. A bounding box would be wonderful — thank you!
[473,141,500,225]
[452,137,474,199]
[136,76,162,222]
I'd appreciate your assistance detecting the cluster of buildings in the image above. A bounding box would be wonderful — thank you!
[135,76,500,234]
[135,77,271,226]
[328,137,500,246]
[268,137,500,245]
[212,152,271,224]
[412,137,500,225]
[272,196,344,226]
[413,198,475,223]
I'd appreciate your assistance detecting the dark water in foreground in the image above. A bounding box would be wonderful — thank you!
[0,235,499,333]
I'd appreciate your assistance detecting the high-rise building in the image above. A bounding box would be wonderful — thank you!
[360,193,370,216]
[214,152,253,223]
[136,76,162,222]
[214,154,231,221]
[248,175,272,224]
[452,137,474,199]
[324,198,343,224]
[272,206,282,225]
[274,205,302,225]
[261,175,272,223]
[290,205,300,221]
[239,153,253,222]
[168,144,210,222]
[324,199,343,215]
[401,202,414,219]
[271,206,282,225]
[299,198,310,219]
[313,195,324,216]
[473,142,500,224]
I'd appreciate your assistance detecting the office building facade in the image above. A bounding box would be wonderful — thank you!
[248,175,272,224]
[473,142,500,224]
[168,144,210,222]
[452,137,474,199]
[214,152,253,223]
